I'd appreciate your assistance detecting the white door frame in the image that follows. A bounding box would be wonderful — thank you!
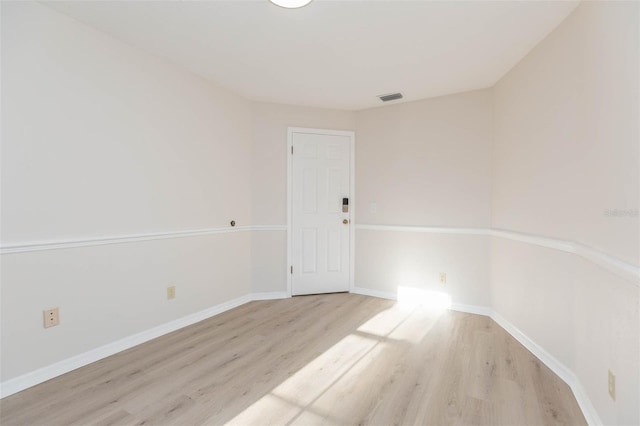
[287,127,356,297]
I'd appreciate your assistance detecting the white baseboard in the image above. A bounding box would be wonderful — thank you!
[351,286,397,300]
[450,303,492,316]
[352,285,600,425]
[0,291,297,399]
[489,311,602,426]
[250,291,290,300]
[489,311,574,386]
[0,289,602,426]
[0,294,253,398]
[351,287,492,317]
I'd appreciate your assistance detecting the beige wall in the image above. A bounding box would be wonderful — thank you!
[250,102,356,226]
[356,231,491,307]
[354,91,493,306]
[2,3,253,243]
[2,234,251,381]
[2,2,639,424]
[250,102,355,294]
[493,1,639,264]
[491,1,639,424]
[355,90,493,228]
[492,238,639,424]
[1,2,253,381]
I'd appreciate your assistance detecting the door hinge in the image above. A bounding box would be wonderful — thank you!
[290,265,293,274]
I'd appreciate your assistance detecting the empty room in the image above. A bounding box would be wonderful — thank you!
[1,0,638,425]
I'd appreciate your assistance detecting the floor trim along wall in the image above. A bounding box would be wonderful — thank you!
[1,288,602,425]
[250,291,291,301]
[0,292,284,399]
[349,286,397,302]
[351,286,602,426]
[2,224,620,424]
[490,311,602,426]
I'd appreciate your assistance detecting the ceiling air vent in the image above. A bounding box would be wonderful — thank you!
[378,92,403,102]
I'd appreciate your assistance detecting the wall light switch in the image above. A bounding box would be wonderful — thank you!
[608,369,616,401]
[167,286,176,300]
[370,202,377,214]
[439,273,447,284]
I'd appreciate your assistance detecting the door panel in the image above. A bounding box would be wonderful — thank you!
[302,169,317,213]
[327,229,341,272]
[292,132,350,296]
[301,228,317,273]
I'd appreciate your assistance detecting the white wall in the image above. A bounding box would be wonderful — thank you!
[0,1,358,382]
[1,2,253,381]
[1,234,251,382]
[2,3,638,425]
[492,1,639,424]
[248,89,495,308]
[356,231,491,307]
[356,90,493,228]
[493,1,638,265]
[354,90,493,306]
[250,102,355,294]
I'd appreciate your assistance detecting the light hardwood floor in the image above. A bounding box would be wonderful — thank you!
[1,293,586,425]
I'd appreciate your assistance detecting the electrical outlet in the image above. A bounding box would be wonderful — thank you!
[608,369,616,401]
[439,272,447,284]
[43,308,59,328]
[167,285,176,300]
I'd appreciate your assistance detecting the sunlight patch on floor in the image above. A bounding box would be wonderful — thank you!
[271,334,379,406]
[224,393,295,425]
[225,332,385,425]
[225,294,449,425]
[386,309,441,344]
[356,304,413,336]
[397,286,451,311]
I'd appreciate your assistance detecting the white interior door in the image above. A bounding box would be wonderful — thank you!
[291,131,351,296]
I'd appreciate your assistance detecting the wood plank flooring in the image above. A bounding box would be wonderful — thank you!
[0,294,586,425]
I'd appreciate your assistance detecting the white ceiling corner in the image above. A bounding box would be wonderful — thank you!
[44,0,580,110]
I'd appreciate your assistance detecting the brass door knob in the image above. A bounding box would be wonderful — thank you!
[343,219,349,224]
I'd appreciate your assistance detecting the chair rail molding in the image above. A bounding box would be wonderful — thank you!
[3,223,636,284]
[0,225,288,255]
[356,224,639,284]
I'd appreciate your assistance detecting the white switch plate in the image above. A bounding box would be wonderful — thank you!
[167,286,176,300]
[608,369,616,401]
[369,202,377,214]
[439,273,447,284]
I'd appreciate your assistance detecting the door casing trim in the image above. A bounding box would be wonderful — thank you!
[287,127,356,297]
